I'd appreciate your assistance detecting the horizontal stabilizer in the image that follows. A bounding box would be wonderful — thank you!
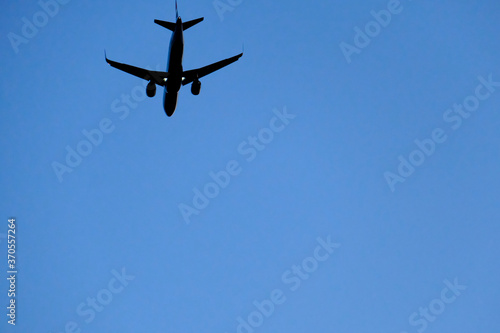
[154,19,176,31]
[182,17,204,30]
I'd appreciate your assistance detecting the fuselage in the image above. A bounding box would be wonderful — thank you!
[163,16,184,117]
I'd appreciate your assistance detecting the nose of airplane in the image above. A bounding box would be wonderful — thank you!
[163,92,178,117]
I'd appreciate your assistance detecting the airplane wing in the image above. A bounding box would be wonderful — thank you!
[181,52,243,86]
[105,53,169,86]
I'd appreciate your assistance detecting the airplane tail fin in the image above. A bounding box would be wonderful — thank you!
[155,17,204,31]
[154,1,203,31]
[182,17,204,30]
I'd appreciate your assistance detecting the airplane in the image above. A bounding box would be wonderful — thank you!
[105,0,243,117]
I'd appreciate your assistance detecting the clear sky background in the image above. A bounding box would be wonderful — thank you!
[1,0,500,332]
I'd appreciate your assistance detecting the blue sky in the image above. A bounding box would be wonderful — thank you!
[1,0,500,332]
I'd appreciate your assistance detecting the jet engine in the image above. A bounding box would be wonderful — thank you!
[191,79,201,95]
[146,81,156,97]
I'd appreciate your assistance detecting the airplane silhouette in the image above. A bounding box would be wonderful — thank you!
[105,0,243,117]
